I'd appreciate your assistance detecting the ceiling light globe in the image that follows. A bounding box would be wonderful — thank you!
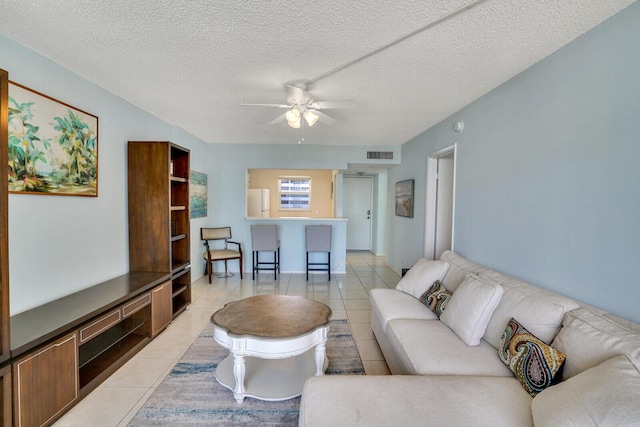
[304,110,319,127]
[285,108,300,123]
[287,119,301,129]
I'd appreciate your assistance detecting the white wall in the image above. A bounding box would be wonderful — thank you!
[387,3,640,322]
[2,35,208,315]
[370,171,388,256]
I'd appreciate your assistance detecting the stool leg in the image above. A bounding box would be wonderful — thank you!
[306,252,309,281]
[328,251,331,281]
[252,251,256,280]
[273,250,277,280]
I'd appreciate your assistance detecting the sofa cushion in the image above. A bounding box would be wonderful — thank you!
[604,312,640,333]
[531,355,640,427]
[418,280,451,317]
[300,375,533,427]
[441,275,503,346]
[499,318,566,396]
[479,270,580,349]
[386,318,512,376]
[439,250,488,292]
[395,258,449,298]
[370,288,437,335]
[551,308,640,379]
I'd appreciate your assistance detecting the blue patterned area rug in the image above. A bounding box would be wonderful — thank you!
[128,319,364,426]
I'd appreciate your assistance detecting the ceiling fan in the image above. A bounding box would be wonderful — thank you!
[241,83,356,128]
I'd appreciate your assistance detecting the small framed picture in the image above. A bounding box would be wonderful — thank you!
[395,179,414,218]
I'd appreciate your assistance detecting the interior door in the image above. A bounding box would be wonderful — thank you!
[434,156,454,259]
[344,176,372,250]
[424,145,456,260]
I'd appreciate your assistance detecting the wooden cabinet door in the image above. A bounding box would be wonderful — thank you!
[151,281,172,337]
[13,332,78,427]
[0,364,11,427]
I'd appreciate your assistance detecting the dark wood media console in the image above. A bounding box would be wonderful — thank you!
[10,271,174,427]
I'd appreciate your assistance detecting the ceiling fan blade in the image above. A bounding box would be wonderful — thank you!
[270,113,286,124]
[309,100,357,110]
[240,103,290,108]
[315,110,337,125]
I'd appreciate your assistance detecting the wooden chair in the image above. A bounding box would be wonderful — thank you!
[201,227,243,282]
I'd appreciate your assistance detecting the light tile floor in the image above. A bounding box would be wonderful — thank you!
[53,251,397,426]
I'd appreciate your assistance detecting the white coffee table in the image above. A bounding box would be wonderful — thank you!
[211,295,332,403]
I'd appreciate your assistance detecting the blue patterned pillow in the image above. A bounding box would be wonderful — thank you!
[499,318,566,397]
[419,280,451,317]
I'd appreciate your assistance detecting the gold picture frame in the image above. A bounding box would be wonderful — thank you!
[8,82,98,196]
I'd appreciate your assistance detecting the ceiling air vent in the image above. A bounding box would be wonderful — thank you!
[366,151,393,160]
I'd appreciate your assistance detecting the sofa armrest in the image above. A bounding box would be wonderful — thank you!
[299,375,532,427]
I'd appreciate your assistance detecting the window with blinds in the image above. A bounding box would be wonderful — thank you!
[279,177,311,209]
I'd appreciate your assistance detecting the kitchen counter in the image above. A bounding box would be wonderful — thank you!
[246,217,347,221]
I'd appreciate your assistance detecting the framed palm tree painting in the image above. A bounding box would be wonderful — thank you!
[8,81,98,196]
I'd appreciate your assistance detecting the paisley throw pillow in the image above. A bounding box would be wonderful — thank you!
[499,318,566,396]
[419,280,451,317]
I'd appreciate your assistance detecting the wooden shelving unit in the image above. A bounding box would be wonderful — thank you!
[0,67,12,427]
[78,311,150,389]
[171,268,191,317]
[128,141,192,318]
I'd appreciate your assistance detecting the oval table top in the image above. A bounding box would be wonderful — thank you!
[211,295,332,339]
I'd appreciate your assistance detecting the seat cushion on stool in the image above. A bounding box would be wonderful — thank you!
[306,225,331,251]
[251,224,279,251]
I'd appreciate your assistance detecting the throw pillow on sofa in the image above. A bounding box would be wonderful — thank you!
[440,274,503,346]
[395,258,449,299]
[499,317,566,396]
[419,280,451,317]
[531,354,640,427]
[551,308,640,379]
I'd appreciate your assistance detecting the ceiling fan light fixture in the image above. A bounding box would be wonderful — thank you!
[303,109,319,126]
[288,119,300,129]
[285,108,301,128]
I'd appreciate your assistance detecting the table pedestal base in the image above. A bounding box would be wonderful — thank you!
[215,347,329,403]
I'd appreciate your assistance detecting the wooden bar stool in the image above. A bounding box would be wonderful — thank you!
[251,224,280,280]
[306,225,331,281]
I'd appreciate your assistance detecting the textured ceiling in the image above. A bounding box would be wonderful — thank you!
[0,0,634,145]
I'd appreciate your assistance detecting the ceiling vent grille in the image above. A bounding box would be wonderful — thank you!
[366,151,393,160]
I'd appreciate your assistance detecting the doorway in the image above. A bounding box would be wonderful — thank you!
[424,145,456,260]
[344,176,373,250]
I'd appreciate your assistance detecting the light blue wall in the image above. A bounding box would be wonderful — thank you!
[1,35,208,315]
[388,3,640,322]
[5,2,639,324]
[1,30,399,315]
[387,128,439,270]
[202,143,398,274]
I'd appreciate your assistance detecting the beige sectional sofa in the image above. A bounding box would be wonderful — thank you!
[299,251,640,426]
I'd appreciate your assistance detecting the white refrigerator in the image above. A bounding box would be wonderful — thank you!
[247,189,270,217]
